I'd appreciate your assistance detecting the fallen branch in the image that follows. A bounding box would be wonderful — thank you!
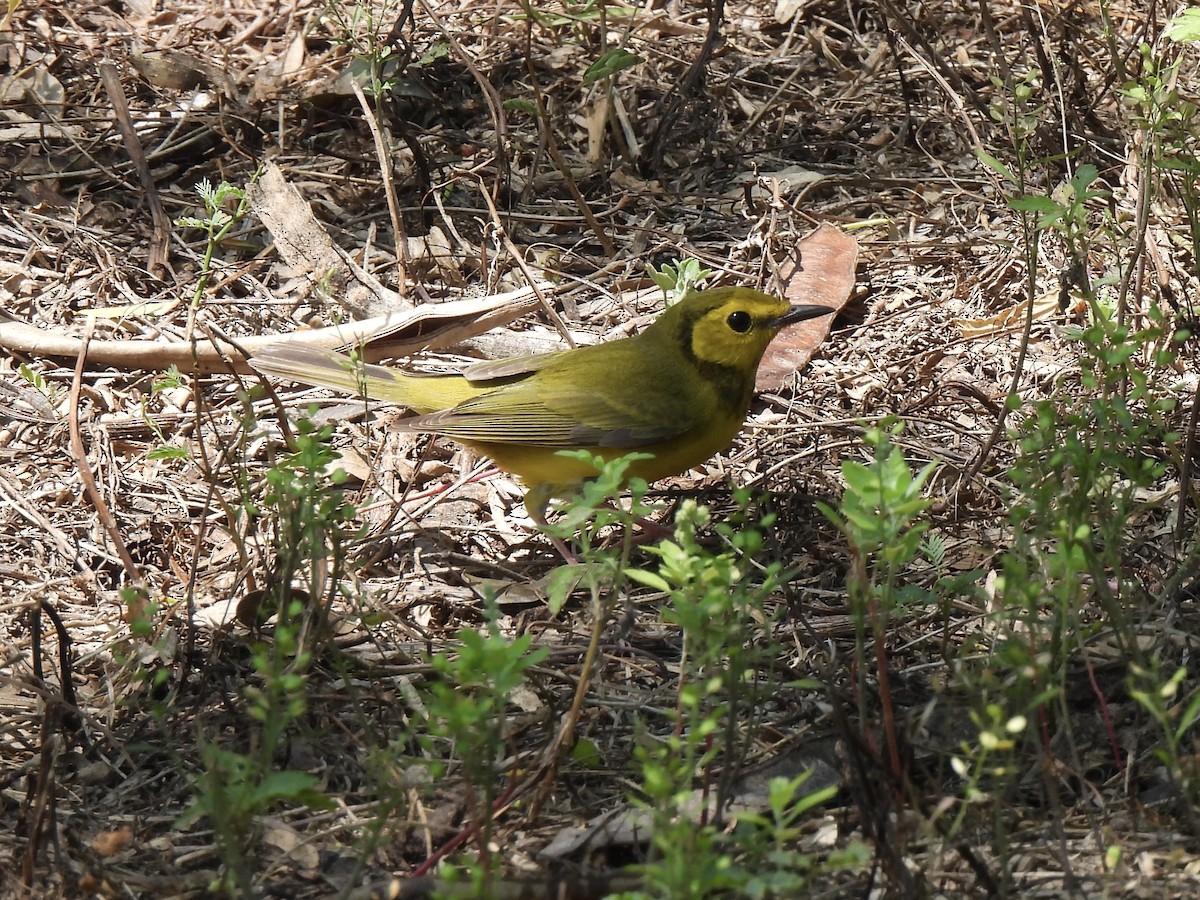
[0,286,547,374]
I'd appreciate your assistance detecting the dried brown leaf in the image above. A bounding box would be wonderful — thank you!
[756,223,856,392]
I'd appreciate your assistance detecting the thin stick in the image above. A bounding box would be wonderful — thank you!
[67,318,146,616]
[352,77,409,296]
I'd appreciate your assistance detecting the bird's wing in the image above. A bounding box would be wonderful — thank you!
[461,350,566,381]
[403,343,704,448]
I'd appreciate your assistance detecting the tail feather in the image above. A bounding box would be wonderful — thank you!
[252,345,382,394]
[251,345,478,413]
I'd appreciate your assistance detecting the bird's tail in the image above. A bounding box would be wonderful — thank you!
[251,345,475,413]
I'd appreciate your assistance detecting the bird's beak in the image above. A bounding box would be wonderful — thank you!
[772,304,836,328]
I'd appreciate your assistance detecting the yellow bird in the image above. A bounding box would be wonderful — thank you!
[252,287,833,523]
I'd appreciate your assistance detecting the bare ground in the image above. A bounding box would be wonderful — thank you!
[3,0,1200,897]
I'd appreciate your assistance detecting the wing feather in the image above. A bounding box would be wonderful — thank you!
[402,340,708,448]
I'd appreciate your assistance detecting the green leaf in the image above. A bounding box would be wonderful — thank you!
[570,738,602,768]
[839,459,876,494]
[976,149,1016,184]
[583,49,644,84]
[417,42,451,65]
[545,563,587,615]
[1166,9,1200,42]
[776,779,837,818]
[251,770,327,806]
[147,445,189,461]
[1008,194,1061,215]
[625,567,671,593]
[503,97,537,115]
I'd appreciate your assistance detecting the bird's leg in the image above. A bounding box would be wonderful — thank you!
[524,483,578,563]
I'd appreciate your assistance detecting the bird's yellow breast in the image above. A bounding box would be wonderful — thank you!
[472,407,747,489]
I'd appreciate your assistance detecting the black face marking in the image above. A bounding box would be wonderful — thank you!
[726,310,752,333]
[675,305,757,414]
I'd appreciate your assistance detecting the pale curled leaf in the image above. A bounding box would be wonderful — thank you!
[954,292,1059,339]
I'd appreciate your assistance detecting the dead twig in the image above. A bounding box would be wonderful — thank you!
[66,318,146,616]
[351,77,409,295]
[642,0,725,175]
[98,62,171,277]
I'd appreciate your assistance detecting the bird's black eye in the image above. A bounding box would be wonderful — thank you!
[726,310,752,333]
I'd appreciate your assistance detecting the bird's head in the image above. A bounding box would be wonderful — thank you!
[659,287,833,372]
